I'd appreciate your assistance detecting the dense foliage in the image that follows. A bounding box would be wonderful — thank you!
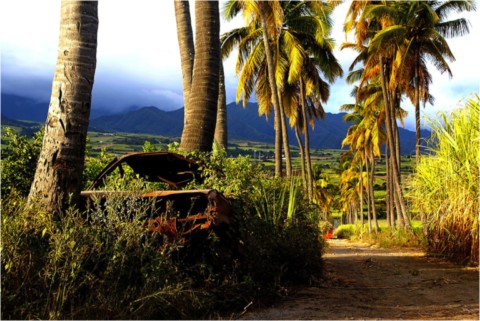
[1,143,325,319]
[1,127,43,198]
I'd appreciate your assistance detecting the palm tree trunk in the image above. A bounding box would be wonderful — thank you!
[364,151,370,232]
[392,91,412,230]
[360,161,366,232]
[295,126,307,190]
[300,79,313,199]
[259,4,283,177]
[414,60,421,164]
[214,60,228,150]
[180,0,220,152]
[27,0,98,214]
[174,0,194,129]
[370,157,379,232]
[385,148,395,228]
[278,95,292,177]
[379,57,410,231]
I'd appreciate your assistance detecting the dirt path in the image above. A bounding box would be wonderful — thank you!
[241,239,479,320]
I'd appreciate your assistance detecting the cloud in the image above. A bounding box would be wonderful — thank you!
[1,0,478,132]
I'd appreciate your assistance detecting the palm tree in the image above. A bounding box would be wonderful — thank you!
[344,1,413,230]
[27,0,98,213]
[279,0,342,199]
[368,0,475,163]
[222,0,341,180]
[180,1,221,152]
[222,0,285,176]
[342,85,385,233]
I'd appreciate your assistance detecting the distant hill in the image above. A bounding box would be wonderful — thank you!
[90,102,427,154]
[1,93,428,154]
[1,93,49,122]
[1,93,113,121]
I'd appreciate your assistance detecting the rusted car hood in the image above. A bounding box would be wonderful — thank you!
[86,151,200,189]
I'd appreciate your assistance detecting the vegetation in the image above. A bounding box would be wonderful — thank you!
[1,142,325,319]
[407,95,479,264]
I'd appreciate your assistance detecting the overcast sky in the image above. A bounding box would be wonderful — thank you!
[1,0,479,130]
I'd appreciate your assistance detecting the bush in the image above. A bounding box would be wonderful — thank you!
[1,127,43,198]
[1,190,196,319]
[334,224,356,239]
[1,150,327,319]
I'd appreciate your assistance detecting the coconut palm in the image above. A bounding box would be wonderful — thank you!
[367,0,476,162]
[180,1,221,152]
[222,0,341,180]
[222,0,285,176]
[343,1,413,230]
[280,0,342,199]
[27,0,98,213]
[341,85,385,233]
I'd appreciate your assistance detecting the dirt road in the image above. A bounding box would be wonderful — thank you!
[241,239,479,320]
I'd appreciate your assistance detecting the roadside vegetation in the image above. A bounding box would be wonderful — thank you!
[1,139,325,319]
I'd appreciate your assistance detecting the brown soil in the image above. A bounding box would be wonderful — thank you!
[241,239,479,320]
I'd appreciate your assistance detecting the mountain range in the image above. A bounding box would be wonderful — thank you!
[1,93,427,154]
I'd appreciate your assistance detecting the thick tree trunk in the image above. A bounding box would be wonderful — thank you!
[214,61,228,150]
[27,0,98,214]
[180,1,220,152]
[259,3,283,177]
[174,0,195,129]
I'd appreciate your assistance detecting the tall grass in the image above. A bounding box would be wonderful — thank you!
[407,95,479,264]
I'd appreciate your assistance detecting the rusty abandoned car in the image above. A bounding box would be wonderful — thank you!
[80,152,232,241]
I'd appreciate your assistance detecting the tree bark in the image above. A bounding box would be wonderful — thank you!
[300,79,313,199]
[214,60,228,150]
[174,0,195,129]
[414,58,421,164]
[370,157,379,232]
[295,126,307,190]
[180,1,220,152]
[27,0,98,214]
[279,94,292,177]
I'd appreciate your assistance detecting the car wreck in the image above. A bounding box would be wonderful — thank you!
[81,152,232,240]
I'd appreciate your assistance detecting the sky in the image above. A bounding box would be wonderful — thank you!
[1,0,479,131]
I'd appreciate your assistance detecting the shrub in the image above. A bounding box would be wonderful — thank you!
[1,189,195,319]
[334,224,356,239]
[2,150,327,319]
[1,127,43,198]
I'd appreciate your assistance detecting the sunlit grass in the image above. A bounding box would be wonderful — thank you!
[407,94,479,264]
